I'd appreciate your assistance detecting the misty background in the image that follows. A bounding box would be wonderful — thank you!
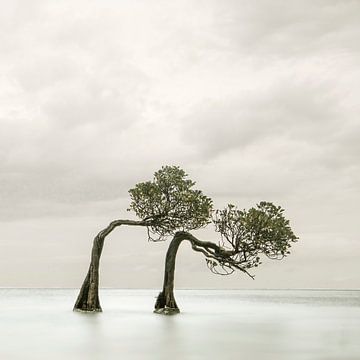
[0,0,359,289]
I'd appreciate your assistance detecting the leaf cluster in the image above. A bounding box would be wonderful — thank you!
[128,166,213,240]
[211,202,298,274]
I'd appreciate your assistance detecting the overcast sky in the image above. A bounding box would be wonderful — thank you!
[1,0,359,289]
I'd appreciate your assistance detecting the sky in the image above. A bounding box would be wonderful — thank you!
[1,0,359,289]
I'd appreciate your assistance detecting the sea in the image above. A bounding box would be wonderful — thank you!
[0,289,359,360]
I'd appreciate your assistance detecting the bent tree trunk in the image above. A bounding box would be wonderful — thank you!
[154,232,188,315]
[74,219,147,312]
[154,231,230,315]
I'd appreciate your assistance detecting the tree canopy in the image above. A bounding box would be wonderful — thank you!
[208,202,298,276]
[128,165,213,240]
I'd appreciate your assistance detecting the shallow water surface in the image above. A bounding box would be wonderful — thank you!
[0,289,359,359]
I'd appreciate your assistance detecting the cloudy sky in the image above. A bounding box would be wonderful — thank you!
[1,0,359,289]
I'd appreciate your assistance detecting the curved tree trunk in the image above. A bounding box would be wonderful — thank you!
[154,232,188,315]
[154,231,233,315]
[74,219,148,312]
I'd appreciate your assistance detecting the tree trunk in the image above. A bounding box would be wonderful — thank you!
[73,219,148,312]
[154,231,228,315]
[154,232,187,315]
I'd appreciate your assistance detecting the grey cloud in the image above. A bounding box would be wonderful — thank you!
[181,82,340,158]
[212,0,360,57]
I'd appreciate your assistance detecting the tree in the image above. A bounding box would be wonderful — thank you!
[73,166,212,312]
[154,202,298,314]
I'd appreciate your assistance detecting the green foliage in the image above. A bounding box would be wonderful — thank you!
[128,166,213,239]
[213,202,298,271]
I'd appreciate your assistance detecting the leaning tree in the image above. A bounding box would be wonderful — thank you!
[154,202,298,314]
[73,165,212,312]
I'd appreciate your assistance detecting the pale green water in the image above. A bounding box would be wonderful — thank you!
[0,289,359,359]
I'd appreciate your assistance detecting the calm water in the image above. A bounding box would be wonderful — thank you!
[0,289,359,360]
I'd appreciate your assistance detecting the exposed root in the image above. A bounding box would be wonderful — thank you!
[154,307,180,315]
[73,307,102,313]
